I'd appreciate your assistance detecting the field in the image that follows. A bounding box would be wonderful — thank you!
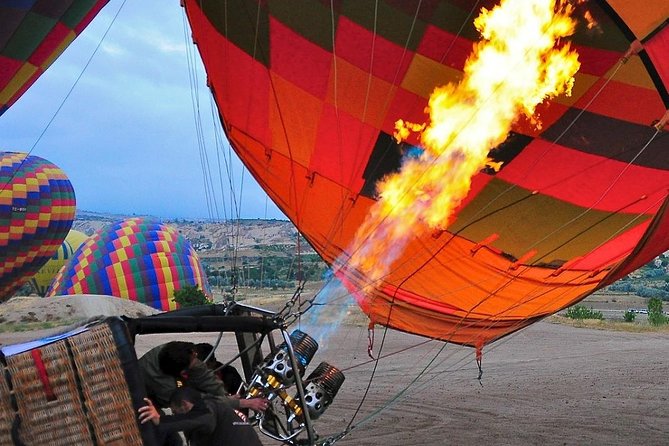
[1,290,668,445]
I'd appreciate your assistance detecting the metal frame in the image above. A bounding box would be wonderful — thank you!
[124,303,318,446]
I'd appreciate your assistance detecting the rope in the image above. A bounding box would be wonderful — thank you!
[0,0,127,196]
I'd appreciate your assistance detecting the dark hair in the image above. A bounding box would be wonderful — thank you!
[169,386,202,407]
[219,364,243,394]
[158,341,196,378]
[194,343,216,365]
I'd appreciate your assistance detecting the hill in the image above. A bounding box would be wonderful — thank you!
[73,211,326,287]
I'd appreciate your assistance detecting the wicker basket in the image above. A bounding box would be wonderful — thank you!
[0,318,155,445]
[0,357,15,445]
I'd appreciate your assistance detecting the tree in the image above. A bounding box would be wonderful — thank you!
[173,286,210,308]
[647,297,667,326]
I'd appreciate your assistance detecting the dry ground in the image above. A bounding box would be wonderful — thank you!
[1,292,668,445]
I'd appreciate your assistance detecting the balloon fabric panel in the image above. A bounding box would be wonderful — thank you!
[184,0,669,345]
[28,229,88,296]
[0,0,109,116]
[0,152,76,301]
[46,218,212,311]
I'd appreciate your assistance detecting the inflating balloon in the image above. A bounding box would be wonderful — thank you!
[47,217,212,311]
[0,151,76,301]
[28,229,87,296]
[183,0,669,346]
[0,0,109,116]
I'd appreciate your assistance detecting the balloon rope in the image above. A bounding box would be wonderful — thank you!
[0,0,127,197]
[26,0,128,156]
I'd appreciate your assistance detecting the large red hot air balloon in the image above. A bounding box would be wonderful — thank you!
[0,151,76,301]
[181,0,669,347]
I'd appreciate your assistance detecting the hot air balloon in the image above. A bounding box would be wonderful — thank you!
[28,228,87,296]
[0,0,109,116]
[47,217,212,311]
[181,0,669,347]
[0,151,76,301]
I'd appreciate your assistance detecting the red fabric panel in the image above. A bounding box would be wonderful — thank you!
[310,104,377,191]
[575,78,666,125]
[28,22,70,67]
[497,139,669,214]
[569,220,649,270]
[188,4,271,147]
[336,17,412,85]
[381,87,428,145]
[644,25,669,96]
[0,56,22,89]
[511,101,569,137]
[416,25,471,70]
[269,17,331,98]
[604,197,669,284]
[572,44,622,76]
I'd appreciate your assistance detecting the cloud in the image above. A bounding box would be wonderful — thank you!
[101,42,126,57]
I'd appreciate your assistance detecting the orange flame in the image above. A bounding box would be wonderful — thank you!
[347,0,581,285]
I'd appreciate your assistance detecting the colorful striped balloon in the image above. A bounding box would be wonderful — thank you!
[0,0,109,116]
[0,151,76,301]
[47,217,212,311]
[28,229,88,296]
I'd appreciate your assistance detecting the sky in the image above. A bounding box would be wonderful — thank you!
[0,0,286,221]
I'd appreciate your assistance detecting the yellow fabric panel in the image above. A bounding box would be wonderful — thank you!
[608,55,660,90]
[553,71,599,106]
[400,53,463,99]
[326,57,396,129]
[0,63,38,103]
[269,72,322,167]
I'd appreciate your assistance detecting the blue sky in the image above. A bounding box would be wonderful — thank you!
[0,0,286,220]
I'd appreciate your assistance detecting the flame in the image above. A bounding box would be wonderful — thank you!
[347,0,581,286]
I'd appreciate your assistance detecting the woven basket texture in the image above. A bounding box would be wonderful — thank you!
[0,322,144,445]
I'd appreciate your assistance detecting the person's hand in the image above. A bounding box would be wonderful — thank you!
[138,398,161,425]
[240,397,270,412]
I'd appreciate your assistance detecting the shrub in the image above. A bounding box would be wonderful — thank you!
[623,310,636,322]
[173,286,210,308]
[565,305,603,320]
[647,297,667,326]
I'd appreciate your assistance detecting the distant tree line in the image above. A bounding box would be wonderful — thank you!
[203,254,328,290]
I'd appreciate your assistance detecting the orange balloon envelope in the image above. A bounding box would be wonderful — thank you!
[183,1,669,346]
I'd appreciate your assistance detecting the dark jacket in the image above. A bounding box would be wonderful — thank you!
[158,396,262,446]
[139,344,239,409]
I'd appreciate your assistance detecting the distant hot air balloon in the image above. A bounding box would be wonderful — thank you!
[182,0,669,346]
[28,229,87,296]
[0,151,76,301]
[0,0,109,116]
[47,217,212,311]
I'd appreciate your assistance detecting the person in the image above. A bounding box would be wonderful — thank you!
[192,342,245,395]
[138,341,267,413]
[139,387,264,446]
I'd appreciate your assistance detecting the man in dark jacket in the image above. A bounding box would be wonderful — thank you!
[139,387,263,446]
[138,341,267,412]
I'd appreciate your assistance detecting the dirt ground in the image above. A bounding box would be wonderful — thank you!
[1,294,668,445]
